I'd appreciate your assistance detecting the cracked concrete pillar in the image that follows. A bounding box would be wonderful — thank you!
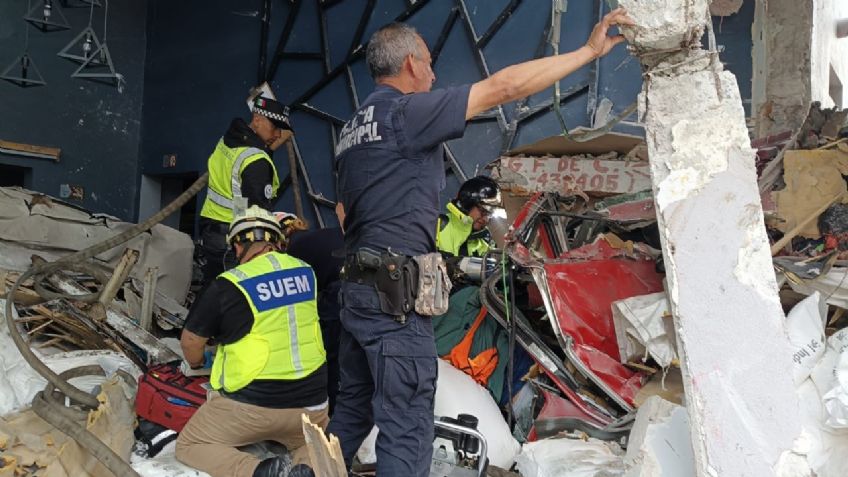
[618,1,807,475]
[752,0,814,137]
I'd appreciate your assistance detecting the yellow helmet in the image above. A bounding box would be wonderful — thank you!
[227,205,283,246]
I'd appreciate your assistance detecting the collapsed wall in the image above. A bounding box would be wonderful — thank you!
[618,1,806,475]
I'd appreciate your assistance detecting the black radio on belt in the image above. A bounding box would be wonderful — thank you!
[343,247,418,321]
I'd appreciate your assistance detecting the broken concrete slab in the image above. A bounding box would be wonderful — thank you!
[615,0,709,53]
[624,396,695,477]
[497,154,651,195]
[0,187,193,304]
[622,0,806,474]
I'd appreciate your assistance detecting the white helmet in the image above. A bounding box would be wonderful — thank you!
[227,205,284,246]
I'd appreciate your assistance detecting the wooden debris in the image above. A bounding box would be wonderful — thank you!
[771,191,847,255]
[41,267,179,366]
[0,139,61,162]
[97,248,139,307]
[301,414,346,477]
[139,267,159,332]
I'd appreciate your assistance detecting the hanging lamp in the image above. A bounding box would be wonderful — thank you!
[24,0,70,32]
[72,0,124,90]
[57,1,104,64]
[2,0,47,87]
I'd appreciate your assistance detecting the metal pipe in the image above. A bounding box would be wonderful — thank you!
[432,420,489,477]
[257,0,271,83]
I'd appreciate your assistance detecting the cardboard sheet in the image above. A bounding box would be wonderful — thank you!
[774,150,848,238]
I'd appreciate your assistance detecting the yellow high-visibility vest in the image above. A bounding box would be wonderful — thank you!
[436,202,491,257]
[211,252,325,393]
[199,139,280,223]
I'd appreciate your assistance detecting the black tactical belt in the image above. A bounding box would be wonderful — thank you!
[341,249,418,321]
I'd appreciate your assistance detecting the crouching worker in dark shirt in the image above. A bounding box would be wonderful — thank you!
[176,206,327,477]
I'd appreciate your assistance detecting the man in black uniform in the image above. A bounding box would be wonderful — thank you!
[285,203,346,415]
[329,8,634,476]
[197,96,292,288]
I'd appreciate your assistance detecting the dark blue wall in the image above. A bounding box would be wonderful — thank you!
[0,0,147,220]
[0,0,738,230]
[141,0,757,233]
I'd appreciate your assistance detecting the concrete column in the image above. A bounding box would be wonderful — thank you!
[618,1,806,475]
[751,0,814,137]
[811,0,848,108]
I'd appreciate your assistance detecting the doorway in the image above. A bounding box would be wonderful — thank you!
[0,163,32,187]
[139,173,200,236]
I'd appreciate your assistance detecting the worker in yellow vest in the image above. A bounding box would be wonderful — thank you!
[436,176,502,258]
[198,96,291,288]
[177,206,326,477]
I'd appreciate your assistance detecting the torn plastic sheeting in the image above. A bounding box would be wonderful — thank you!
[434,359,520,469]
[787,292,828,386]
[355,426,379,465]
[611,292,677,368]
[811,329,848,398]
[0,308,141,416]
[623,396,694,477]
[796,379,848,477]
[823,348,848,429]
[514,436,624,477]
[788,267,848,309]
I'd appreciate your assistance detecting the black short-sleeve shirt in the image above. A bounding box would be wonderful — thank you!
[184,276,327,408]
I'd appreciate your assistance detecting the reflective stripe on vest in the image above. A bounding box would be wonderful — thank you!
[211,252,325,392]
[266,254,304,374]
[200,139,280,223]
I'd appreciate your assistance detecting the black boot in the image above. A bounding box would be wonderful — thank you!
[288,464,315,477]
[252,455,293,477]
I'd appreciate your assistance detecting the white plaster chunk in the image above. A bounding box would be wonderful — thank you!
[734,204,781,301]
[617,0,710,50]
[611,292,677,368]
[515,437,624,477]
[624,396,695,477]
